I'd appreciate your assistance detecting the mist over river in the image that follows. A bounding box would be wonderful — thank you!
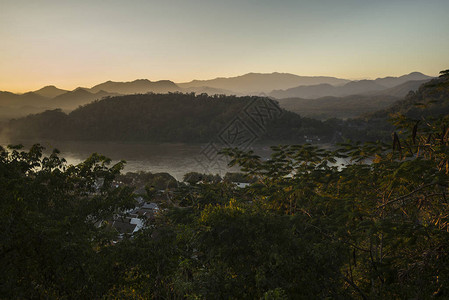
[0,140,276,180]
[0,137,353,181]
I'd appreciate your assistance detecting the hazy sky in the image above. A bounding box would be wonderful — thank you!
[1,0,448,92]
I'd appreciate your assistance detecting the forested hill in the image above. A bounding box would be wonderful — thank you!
[370,70,449,119]
[342,70,449,141]
[7,93,333,143]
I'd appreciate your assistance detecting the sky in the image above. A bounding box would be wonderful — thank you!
[1,0,449,92]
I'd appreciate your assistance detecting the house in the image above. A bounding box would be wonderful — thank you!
[111,217,137,235]
[235,182,250,188]
[109,202,160,239]
[128,202,159,219]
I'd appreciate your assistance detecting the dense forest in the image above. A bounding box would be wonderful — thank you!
[1,71,449,298]
[6,93,333,144]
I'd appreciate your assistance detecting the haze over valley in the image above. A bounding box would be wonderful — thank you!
[0,71,433,121]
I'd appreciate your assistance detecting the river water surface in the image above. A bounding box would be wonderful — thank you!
[1,139,276,180]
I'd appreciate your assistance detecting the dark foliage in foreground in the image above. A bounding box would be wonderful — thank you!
[2,106,449,298]
[1,70,449,298]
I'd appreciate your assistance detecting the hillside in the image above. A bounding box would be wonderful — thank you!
[7,93,333,143]
[370,79,430,97]
[341,70,449,141]
[276,94,400,120]
[48,89,119,110]
[269,81,384,99]
[270,75,432,99]
[374,72,432,88]
[0,91,49,108]
[178,72,350,94]
[33,85,68,98]
[89,79,180,94]
[365,71,449,121]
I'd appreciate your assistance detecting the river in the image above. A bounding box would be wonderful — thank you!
[0,139,277,180]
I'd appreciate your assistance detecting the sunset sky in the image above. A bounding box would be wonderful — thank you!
[1,0,449,92]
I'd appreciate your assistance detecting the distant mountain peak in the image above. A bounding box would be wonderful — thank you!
[408,71,425,76]
[374,72,433,88]
[89,78,180,94]
[73,87,90,93]
[34,85,68,98]
[94,89,109,94]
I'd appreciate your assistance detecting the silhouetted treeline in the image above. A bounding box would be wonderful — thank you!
[7,93,334,143]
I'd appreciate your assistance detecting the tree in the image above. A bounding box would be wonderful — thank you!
[220,109,449,298]
[0,145,135,298]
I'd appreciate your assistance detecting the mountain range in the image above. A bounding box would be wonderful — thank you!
[5,72,448,145]
[269,72,432,99]
[0,72,434,121]
[177,72,351,94]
